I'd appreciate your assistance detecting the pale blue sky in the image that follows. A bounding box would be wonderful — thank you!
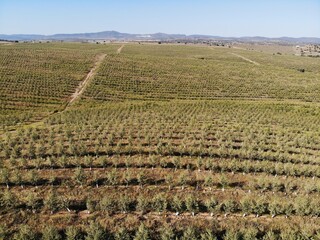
[0,0,319,37]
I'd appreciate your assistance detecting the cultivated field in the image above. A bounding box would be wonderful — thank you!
[1,42,320,239]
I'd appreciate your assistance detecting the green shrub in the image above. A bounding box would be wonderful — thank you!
[86,198,96,213]
[262,230,278,240]
[42,225,61,240]
[13,225,36,240]
[172,196,183,214]
[185,195,199,215]
[136,195,149,214]
[242,228,258,240]
[0,225,8,240]
[99,196,114,215]
[25,192,39,212]
[160,225,175,240]
[66,226,82,240]
[224,230,241,240]
[114,227,131,240]
[200,229,217,240]
[85,221,106,240]
[0,189,16,208]
[152,194,167,214]
[73,167,86,186]
[44,189,60,213]
[118,195,131,213]
[268,200,283,217]
[181,227,198,240]
[134,224,149,240]
[221,200,238,215]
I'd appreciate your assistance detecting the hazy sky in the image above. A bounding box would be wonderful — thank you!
[1,0,319,37]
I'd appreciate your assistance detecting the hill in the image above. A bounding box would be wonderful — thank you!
[1,30,320,44]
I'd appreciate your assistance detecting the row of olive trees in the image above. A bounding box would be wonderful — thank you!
[1,188,319,218]
[2,148,319,180]
[3,222,320,240]
[2,120,318,168]
[2,165,320,195]
[3,136,317,168]
[1,165,221,189]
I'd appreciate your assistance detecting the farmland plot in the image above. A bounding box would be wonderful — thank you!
[1,43,320,239]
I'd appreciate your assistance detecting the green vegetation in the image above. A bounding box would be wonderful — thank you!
[1,42,320,239]
[83,44,320,102]
[0,43,119,128]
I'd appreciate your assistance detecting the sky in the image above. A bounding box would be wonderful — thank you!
[0,0,320,37]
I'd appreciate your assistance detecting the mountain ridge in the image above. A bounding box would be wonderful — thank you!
[1,30,320,44]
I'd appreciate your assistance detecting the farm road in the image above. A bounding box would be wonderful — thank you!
[67,53,106,106]
[117,45,125,54]
[231,53,260,66]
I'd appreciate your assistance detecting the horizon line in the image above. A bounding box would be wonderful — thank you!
[1,30,320,39]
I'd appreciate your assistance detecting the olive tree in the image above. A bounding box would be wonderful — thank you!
[99,196,114,215]
[73,167,86,187]
[205,197,219,216]
[28,170,39,187]
[106,169,118,186]
[134,224,149,240]
[44,189,60,214]
[26,192,39,213]
[85,221,107,240]
[136,195,149,215]
[172,196,183,215]
[0,224,8,240]
[0,168,10,188]
[42,225,61,240]
[118,195,131,214]
[114,227,130,240]
[65,226,82,240]
[13,225,36,240]
[152,194,167,215]
[181,227,198,240]
[200,229,217,240]
[185,195,199,216]
[0,190,16,209]
[160,225,175,240]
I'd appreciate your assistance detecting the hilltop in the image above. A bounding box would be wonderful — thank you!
[1,30,320,44]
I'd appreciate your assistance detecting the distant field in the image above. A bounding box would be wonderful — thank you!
[82,44,320,102]
[232,43,297,55]
[1,43,320,239]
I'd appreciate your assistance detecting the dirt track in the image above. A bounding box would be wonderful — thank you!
[67,54,106,106]
[72,46,123,107]
[117,45,125,54]
[231,53,260,66]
